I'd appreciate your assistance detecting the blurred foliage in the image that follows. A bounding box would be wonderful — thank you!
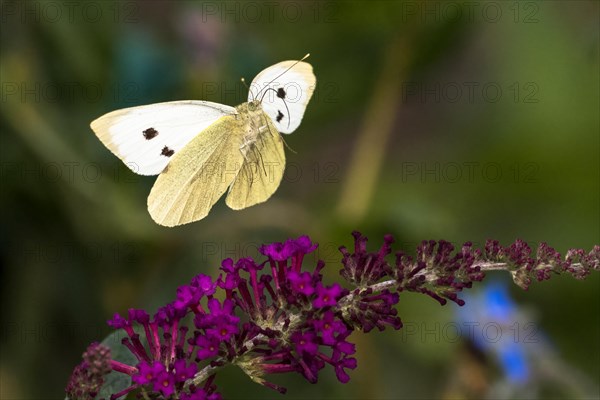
[1,0,598,398]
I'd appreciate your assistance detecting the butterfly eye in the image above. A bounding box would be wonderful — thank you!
[248,102,257,111]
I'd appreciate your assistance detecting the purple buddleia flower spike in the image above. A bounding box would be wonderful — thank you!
[67,233,599,399]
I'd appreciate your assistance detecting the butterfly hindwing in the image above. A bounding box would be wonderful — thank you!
[147,115,245,227]
[226,112,285,210]
[90,101,237,175]
[250,61,316,134]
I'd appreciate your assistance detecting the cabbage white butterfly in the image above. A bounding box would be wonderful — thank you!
[91,55,315,227]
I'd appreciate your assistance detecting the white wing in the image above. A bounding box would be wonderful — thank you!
[90,100,237,176]
[250,61,316,134]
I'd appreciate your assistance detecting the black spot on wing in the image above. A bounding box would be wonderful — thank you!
[276,110,284,122]
[143,127,158,140]
[161,146,175,157]
[276,88,286,99]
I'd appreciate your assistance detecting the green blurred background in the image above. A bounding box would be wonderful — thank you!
[1,0,598,398]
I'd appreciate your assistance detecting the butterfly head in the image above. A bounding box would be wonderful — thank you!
[236,101,265,129]
[247,100,260,111]
[237,100,262,116]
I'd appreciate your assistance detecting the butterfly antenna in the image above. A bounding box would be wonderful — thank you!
[282,97,292,129]
[259,87,276,103]
[241,77,255,100]
[256,53,310,98]
[259,88,292,129]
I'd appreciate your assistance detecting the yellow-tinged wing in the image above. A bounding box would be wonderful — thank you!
[147,116,244,226]
[226,114,285,210]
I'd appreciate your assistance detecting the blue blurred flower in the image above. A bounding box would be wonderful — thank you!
[457,281,530,385]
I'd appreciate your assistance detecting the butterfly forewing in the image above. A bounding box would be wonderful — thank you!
[147,115,244,227]
[250,61,316,134]
[226,112,285,210]
[90,101,236,175]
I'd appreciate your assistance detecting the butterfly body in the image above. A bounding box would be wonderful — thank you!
[91,58,315,226]
[234,100,272,156]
